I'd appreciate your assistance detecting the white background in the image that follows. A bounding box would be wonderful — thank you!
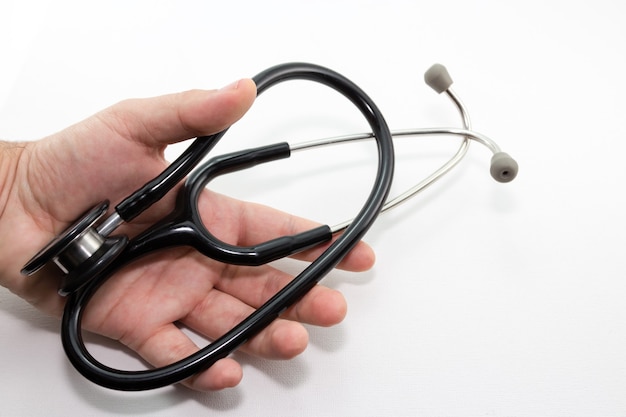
[1,1,625,416]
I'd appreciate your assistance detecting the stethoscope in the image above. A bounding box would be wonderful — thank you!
[20,62,517,391]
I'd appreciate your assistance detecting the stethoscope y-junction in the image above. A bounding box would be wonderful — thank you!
[21,62,518,391]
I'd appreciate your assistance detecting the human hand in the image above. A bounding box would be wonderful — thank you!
[0,79,375,391]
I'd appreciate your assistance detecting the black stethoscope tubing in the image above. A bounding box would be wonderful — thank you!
[61,62,395,391]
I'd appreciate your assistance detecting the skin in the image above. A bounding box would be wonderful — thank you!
[0,79,375,391]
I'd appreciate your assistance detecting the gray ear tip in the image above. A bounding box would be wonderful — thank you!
[424,63,453,93]
[490,152,519,183]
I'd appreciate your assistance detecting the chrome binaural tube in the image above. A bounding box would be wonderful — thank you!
[290,64,516,233]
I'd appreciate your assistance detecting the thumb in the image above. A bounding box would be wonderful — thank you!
[101,79,257,147]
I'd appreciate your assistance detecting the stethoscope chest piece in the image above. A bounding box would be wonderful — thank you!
[21,201,128,295]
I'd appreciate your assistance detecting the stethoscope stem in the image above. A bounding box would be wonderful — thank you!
[96,211,123,237]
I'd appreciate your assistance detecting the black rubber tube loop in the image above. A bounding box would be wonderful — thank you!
[61,62,395,391]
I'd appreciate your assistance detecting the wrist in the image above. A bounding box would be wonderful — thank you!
[0,141,24,218]
[0,140,26,285]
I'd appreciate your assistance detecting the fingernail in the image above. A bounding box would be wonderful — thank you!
[219,79,241,91]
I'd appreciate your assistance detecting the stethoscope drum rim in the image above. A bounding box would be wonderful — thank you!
[21,201,110,276]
